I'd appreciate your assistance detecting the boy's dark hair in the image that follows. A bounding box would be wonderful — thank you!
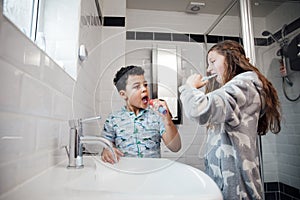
[113,65,144,91]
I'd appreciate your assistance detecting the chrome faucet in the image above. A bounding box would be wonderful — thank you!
[66,116,116,168]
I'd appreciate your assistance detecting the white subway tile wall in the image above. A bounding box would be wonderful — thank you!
[0,20,71,193]
[0,0,99,195]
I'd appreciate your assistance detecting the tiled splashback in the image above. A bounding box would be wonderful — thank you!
[0,15,68,194]
[0,11,96,195]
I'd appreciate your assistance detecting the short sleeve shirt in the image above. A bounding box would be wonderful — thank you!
[102,106,166,158]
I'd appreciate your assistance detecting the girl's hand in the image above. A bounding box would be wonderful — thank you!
[186,74,207,89]
[101,147,124,164]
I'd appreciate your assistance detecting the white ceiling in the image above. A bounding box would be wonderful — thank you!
[126,0,296,17]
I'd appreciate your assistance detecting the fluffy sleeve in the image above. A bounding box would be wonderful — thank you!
[179,79,250,127]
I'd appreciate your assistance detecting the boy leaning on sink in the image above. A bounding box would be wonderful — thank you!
[101,65,181,164]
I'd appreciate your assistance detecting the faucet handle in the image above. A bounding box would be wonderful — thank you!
[80,116,101,123]
[69,116,101,128]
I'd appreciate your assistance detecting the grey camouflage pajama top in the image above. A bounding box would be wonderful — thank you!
[179,71,264,200]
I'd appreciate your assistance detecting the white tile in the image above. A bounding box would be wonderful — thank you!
[0,112,36,164]
[0,18,41,77]
[20,75,53,116]
[76,68,98,95]
[185,144,202,156]
[287,135,300,145]
[0,60,23,111]
[42,57,75,98]
[58,121,70,148]
[185,155,203,166]
[72,84,94,110]
[36,118,60,151]
[0,162,18,194]
[264,172,279,183]
[103,0,126,16]
[52,91,72,119]
[14,151,62,188]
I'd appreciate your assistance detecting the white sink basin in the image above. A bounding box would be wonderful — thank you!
[66,157,223,200]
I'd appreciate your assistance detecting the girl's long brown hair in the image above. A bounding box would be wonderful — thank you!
[207,40,281,135]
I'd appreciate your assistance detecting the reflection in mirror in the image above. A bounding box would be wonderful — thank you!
[2,0,80,79]
[152,46,181,124]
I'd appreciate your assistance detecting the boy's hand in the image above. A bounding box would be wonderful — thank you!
[101,147,124,164]
[150,99,169,116]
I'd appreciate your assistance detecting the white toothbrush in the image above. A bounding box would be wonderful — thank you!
[201,74,217,81]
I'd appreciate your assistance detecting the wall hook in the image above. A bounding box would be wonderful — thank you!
[78,44,88,62]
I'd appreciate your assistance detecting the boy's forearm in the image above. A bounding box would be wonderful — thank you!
[163,118,181,152]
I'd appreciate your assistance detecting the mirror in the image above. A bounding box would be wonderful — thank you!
[152,45,181,124]
[124,37,205,125]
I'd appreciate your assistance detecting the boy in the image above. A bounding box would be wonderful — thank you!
[101,65,181,164]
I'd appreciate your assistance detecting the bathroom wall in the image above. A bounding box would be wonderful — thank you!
[0,10,72,195]
[0,0,101,196]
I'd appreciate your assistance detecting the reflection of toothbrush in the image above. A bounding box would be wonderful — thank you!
[201,74,217,81]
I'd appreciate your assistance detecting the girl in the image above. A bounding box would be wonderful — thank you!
[179,40,281,199]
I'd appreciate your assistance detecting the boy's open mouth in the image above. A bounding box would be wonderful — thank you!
[142,96,149,104]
